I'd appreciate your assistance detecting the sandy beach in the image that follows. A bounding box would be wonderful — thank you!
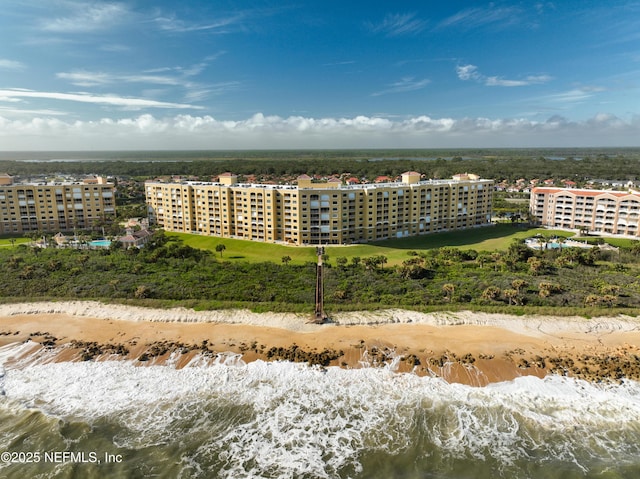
[2,301,640,386]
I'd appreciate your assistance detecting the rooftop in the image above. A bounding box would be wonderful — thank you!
[532,187,640,198]
[0,176,113,187]
[146,174,492,191]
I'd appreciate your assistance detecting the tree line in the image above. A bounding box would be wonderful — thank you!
[2,149,640,184]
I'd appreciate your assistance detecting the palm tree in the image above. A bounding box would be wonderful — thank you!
[215,243,226,258]
[475,252,490,269]
[490,252,502,271]
[538,281,561,298]
[134,285,151,299]
[600,284,620,295]
[109,279,120,293]
[511,279,528,293]
[601,294,617,308]
[503,288,518,305]
[481,286,501,301]
[281,255,292,265]
[584,294,600,307]
[363,257,377,270]
[442,283,455,302]
[527,257,544,275]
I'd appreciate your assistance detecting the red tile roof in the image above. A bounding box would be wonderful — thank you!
[532,187,637,198]
[374,175,393,183]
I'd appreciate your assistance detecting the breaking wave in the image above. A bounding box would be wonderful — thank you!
[1,342,640,478]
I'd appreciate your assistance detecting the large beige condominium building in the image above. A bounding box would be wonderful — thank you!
[530,187,640,237]
[0,175,115,234]
[146,172,493,245]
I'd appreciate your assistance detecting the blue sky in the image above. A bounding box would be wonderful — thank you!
[1,0,639,150]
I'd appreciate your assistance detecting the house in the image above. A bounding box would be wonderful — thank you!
[374,175,394,183]
[118,228,153,248]
[53,232,69,246]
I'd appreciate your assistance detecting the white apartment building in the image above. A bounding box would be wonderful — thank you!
[0,174,115,234]
[146,172,494,245]
[530,187,640,237]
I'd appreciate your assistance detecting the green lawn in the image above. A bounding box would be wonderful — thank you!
[168,233,319,263]
[0,237,30,248]
[168,224,576,266]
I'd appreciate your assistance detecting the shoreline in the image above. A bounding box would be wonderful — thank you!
[2,301,640,386]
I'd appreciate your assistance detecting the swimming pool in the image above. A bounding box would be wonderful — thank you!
[525,238,593,250]
[89,239,112,248]
[525,238,567,250]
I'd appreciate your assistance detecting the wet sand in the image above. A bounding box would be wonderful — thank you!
[2,302,640,386]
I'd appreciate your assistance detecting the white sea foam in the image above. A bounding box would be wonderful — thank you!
[1,342,640,478]
[3,300,640,337]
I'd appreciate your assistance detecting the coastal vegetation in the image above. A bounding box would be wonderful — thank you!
[2,150,640,316]
[2,228,640,317]
[2,148,640,185]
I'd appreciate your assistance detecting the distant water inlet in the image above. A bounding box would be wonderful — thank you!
[1,342,640,478]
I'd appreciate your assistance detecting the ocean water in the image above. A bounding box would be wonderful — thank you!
[1,342,640,479]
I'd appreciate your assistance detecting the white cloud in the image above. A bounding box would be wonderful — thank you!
[372,77,431,96]
[0,89,202,110]
[55,71,239,102]
[323,61,356,67]
[456,65,481,81]
[365,13,427,37]
[439,6,524,30]
[56,71,114,87]
[525,75,554,83]
[485,77,529,87]
[154,13,244,33]
[0,112,637,150]
[41,2,130,33]
[457,64,553,87]
[56,71,183,87]
[183,82,240,102]
[540,88,602,104]
[56,58,229,102]
[56,57,220,86]
[0,59,26,71]
[485,74,553,87]
[0,106,67,116]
